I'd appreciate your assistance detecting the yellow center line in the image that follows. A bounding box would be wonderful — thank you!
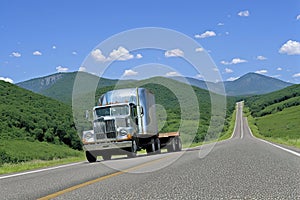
[38,154,173,200]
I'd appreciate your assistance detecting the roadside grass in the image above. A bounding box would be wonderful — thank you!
[183,103,237,148]
[218,106,237,141]
[0,139,85,175]
[244,106,300,149]
[0,156,85,175]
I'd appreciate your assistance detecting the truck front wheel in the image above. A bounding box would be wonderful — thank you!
[102,153,112,161]
[127,140,137,158]
[86,151,97,163]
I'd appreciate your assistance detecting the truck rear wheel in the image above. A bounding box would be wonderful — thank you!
[146,138,156,154]
[155,137,161,154]
[167,137,176,152]
[175,137,182,151]
[86,151,97,163]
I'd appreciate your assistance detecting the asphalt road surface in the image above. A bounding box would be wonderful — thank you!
[0,102,299,199]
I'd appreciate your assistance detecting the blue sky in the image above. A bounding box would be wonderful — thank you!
[1,0,300,83]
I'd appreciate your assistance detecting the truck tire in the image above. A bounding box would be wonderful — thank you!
[102,153,112,161]
[167,137,176,152]
[175,137,182,152]
[155,137,161,154]
[86,151,97,163]
[146,138,156,154]
[127,140,137,158]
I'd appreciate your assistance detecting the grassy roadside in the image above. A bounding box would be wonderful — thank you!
[0,139,85,175]
[243,106,300,149]
[183,104,238,148]
[0,155,85,175]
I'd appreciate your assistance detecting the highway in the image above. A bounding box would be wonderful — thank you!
[0,102,299,199]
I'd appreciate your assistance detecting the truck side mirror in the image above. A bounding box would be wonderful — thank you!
[140,106,144,116]
[85,110,92,121]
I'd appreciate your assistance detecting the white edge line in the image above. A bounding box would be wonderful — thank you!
[230,103,239,140]
[0,161,85,180]
[246,120,300,158]
[240,104,244,139]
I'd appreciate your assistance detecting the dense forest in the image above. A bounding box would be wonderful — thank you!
[0,81,82,150]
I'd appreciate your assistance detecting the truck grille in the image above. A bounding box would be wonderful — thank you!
[95,119,116,140]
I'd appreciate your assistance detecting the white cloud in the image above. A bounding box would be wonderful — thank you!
[165,48,184,57]
[279,40,300,55]
[123,69,138,76]
[225,68,233,73]
[11,52,21,57]
[255,69,268,74]
[136,53,143,59]
[277,67,282,71]
[72,51,77,55]
[165,71,181,77]
[91,49,107,62]
[238,10,250,17]
[91,46,134,62]
[227,77,239,81]
[56,66,69,72]
[195,47,204,52]
[195,74,203,79]
[0,77,14,83]
[33,51,42,56]
[217,22,224,26]
[52,45,56,49]
[271,75,281,78]
[221,58,247,65]
[78,66,86,72]
[297,15,300,20]
[293,73,300,78]
[256,55,267,60]
[108,46,134,61]
[195,31,216,39]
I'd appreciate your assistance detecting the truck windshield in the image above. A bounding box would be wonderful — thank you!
[95,105,129,117]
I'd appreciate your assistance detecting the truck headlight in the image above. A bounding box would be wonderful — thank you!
[83,130,95,143]
[120,129,128,136]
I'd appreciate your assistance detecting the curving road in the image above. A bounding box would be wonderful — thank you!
[0,102,299,199]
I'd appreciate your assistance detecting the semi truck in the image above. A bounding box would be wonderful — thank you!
[82,88,182,162]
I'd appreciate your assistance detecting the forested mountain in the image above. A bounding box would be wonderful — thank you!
[0,80,81,150]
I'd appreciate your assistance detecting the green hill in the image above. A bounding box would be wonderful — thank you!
[244,84,300,148]
[245,84,300,117]
[0,81,82,164]
[18,72,237,146]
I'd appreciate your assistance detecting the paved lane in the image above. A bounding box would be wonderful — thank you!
[0,102,299,199]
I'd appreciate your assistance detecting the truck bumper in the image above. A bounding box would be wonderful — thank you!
[84,141,132,152]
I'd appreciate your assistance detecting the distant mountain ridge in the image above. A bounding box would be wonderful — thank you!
[17,72,136,104]
[17,72,293,101]
[17,73,65,93]
[171,73,293,96]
